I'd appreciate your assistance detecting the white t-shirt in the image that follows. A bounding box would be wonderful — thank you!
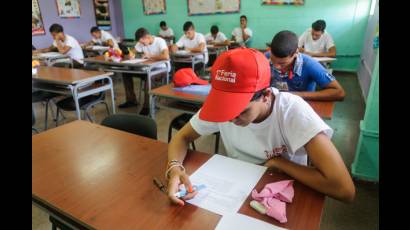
[53,34,84,64]
[159,27,174,37]
[176,32,208,64]
[298,28,335,53]
[205,32,228,43]
[92,30,119,49]
[231,27,253,44]
[135,36,170,71]
[190,88,333,166]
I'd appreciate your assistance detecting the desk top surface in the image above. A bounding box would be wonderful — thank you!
[32,66,112,84]
[151,84,335,119]
[32,120,324,230]
[83,55,168,67]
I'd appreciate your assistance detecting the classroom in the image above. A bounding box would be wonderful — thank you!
[32,0,379,229]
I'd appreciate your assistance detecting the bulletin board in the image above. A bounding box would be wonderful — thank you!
[188,0,240,16]
[143,0,166,15]
[32,0,45,36]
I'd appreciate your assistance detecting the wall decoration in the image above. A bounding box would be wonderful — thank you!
[262,0,304,5]
[142,0,166,15]
[32,0,45,36]
[94,0,111,30]
[56,0,81,18]
[188,0,240,16]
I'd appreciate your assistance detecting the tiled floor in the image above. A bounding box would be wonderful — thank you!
[32,71,378,229]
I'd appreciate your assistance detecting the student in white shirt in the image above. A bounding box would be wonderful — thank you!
[120,28,170,115]
[231,15,253,47]
[158,21,175,42]
[205,25,229,46]
[298,20,336,57]
[85,26,119,49]
[171,21,208,73]
[33,23,84,68]
[165,48,355,206]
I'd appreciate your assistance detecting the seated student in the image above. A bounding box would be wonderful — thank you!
[171,21,208,73]
[205,25,229,46]
[231,15,253,47]
[119,28,170,115]
[158,21,175,43]
[268,31,344,101]
[85,26,119,49]
[33,23,84,68]
[298,20,336,57]
[165,48,355,206]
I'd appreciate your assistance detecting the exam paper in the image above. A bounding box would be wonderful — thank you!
[91,45,109,51]
[215,213,287,230]
[187,154,267,215]
[121,58,147,64]
[39,52,63,58]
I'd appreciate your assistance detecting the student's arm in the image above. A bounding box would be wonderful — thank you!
[55,40,71,54]
[172,37,184,52]
[167,123,201,205]
[264,132,355,203]
[186,42,205,52]
[171,44,179,53]
[148,48,169,61]
[241,28,250,42]
[307,46,336,58]
[103,39,115,48]
[292,80,345,101]
[35,44,57,53]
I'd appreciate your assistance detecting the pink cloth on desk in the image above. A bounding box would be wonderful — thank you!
[251,180,294,223]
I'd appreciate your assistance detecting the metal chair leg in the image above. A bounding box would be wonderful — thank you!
[191,142,196,150]
[44,100,49,130]
[55,107,60,127]
[103,102,110,115]
[214,132,220,154]
[168,126,173,143]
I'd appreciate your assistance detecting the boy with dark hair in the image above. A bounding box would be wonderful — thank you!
[158,21,175,42]
[231,15,253,47]
[268,30,344,101]
[205,25,229,46]
[119,28,169,115]
[85,26,119,49]
[299,19,336,57]
[33,23,84,68]
[171,21,208,72]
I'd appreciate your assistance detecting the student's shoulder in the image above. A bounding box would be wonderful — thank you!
[275,91,310,115]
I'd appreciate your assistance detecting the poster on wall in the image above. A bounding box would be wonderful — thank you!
[188,0,240,16]
[142,0,166,15]
[94,0,112,30]
[32,0,45,36]
[262,0,304,5]
[56,0,81,18]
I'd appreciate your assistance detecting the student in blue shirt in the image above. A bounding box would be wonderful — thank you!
[267,31,345,101]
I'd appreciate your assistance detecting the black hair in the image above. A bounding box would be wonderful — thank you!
[210,25,219,34]
[49,23,64,33]
[135,27,149,41]
[270,30,298,58]
[312,20,326,32]
[251,88,269,101]
[160,21,166,27]
[90,26,100,33]
[240,15,247,21]
[183,21,194,32]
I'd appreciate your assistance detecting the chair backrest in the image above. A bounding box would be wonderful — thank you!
[101,114,157,140]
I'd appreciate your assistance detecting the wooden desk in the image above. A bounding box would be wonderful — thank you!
[32,66,116,119]
[149,83,335,120]
[171,51,207,73]
[32,52,70,66]
[32,120,324,230]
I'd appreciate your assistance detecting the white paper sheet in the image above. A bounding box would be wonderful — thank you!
[38,52,63,58]
[175,50,191,56]
[121,58,147,64]
[187,154,267,215]
[91,45,109,51]
[313,57,336,62]
[215,213,287,230]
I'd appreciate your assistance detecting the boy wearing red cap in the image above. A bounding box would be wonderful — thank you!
[165,48,355,205]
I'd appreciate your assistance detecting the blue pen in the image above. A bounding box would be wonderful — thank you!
[174,184,206,198]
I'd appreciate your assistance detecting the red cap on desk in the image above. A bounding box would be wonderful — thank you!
[199,48,271,122]
[173,68,209,87]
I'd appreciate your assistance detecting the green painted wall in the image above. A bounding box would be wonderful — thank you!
[122,0,372,72]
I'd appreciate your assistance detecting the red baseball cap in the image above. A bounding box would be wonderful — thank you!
[173,68,209,87]
[199,48,271,122]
